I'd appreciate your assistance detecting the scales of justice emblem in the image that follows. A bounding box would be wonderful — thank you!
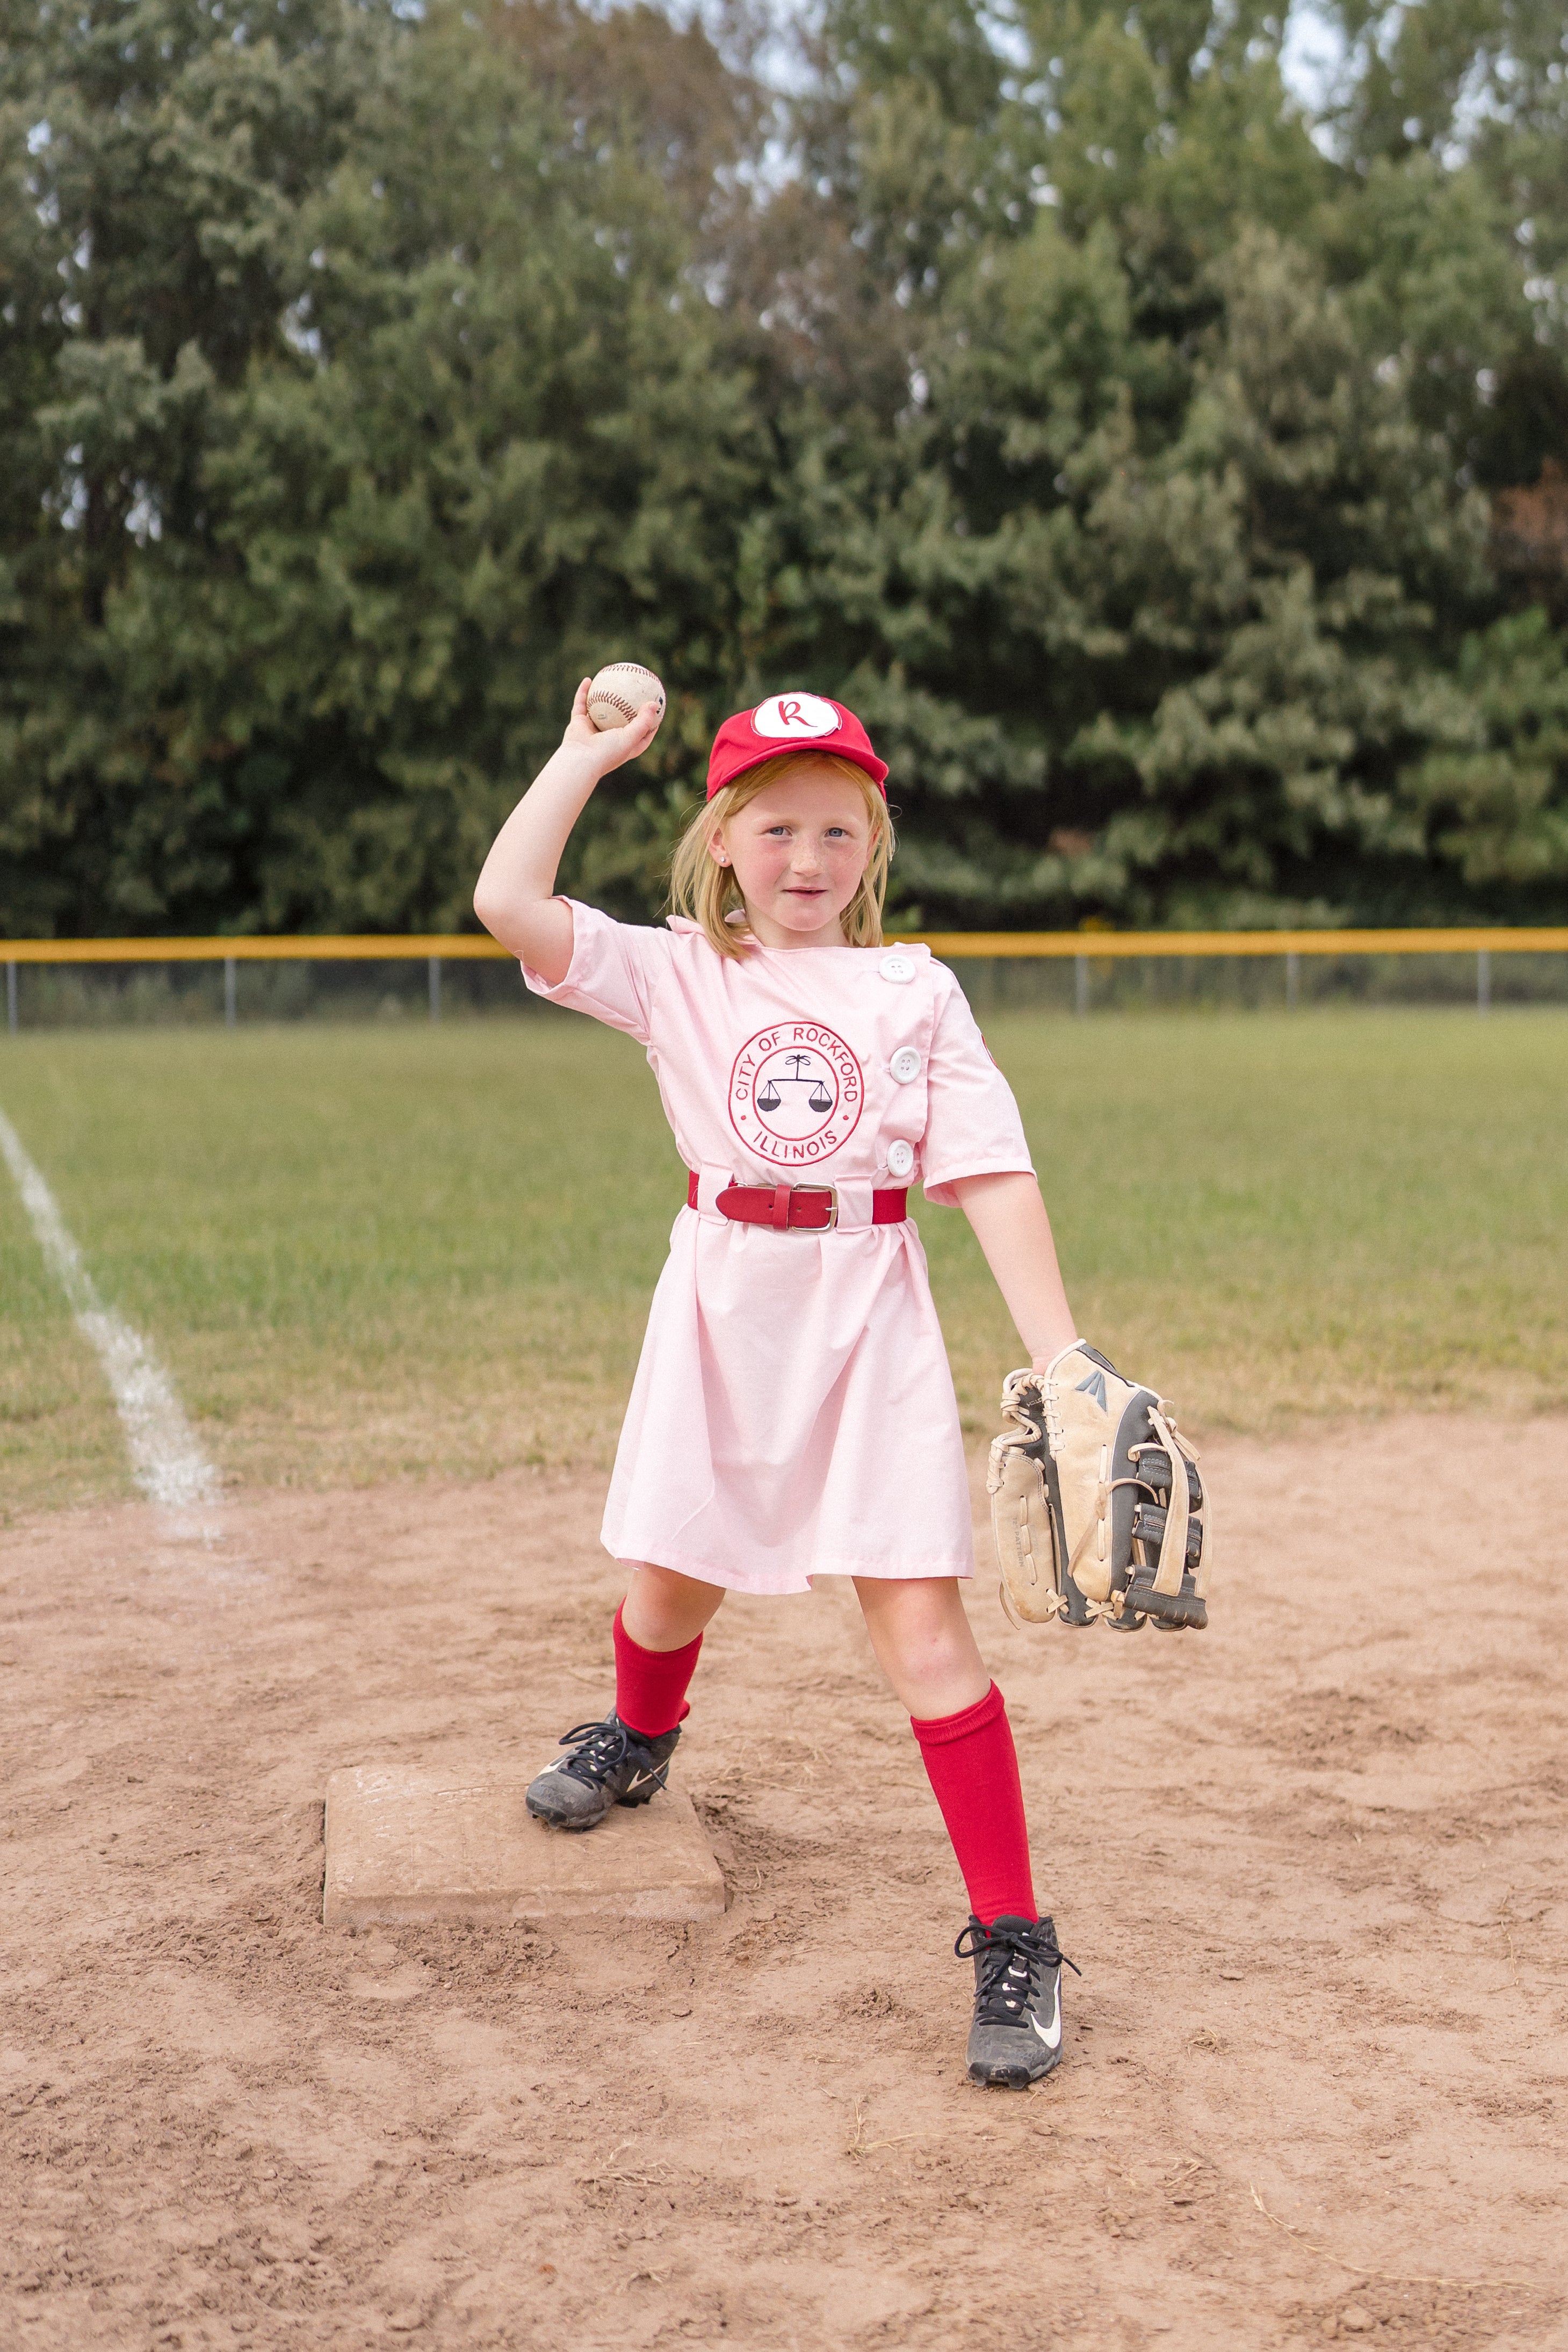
[728,1023,864,1166]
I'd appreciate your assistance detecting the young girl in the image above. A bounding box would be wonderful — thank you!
[474,683,1083,2088]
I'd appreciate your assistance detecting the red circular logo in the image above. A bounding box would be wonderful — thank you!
[728,1024,864,1167]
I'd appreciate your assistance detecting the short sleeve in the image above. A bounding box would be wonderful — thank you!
[920,971,1035,1206]
[518,899,673,1046]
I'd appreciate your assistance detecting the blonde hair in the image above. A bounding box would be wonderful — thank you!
[668,754,894,958]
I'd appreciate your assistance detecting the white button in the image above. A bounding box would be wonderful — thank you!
[890,1047,921,1084]
[879,954,915,984]
[886,1139,915,1178]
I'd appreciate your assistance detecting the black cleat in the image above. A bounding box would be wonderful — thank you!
[957,1913,1080,2088]
[524,1712,681,1832]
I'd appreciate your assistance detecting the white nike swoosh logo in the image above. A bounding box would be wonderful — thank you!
[1031,1975,1062,2050]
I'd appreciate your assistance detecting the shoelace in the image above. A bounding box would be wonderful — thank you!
[554,1716,672,1795]
[954,1921,1081,2025]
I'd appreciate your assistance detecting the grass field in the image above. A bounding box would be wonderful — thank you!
[2,1007,1565,1517]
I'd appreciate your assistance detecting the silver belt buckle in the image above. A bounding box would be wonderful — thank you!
[793,1184,837,1230]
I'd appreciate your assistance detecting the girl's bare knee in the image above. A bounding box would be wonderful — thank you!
[623,1562,723,1650]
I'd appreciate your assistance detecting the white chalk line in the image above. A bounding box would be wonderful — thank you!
[0,1103,220,1511]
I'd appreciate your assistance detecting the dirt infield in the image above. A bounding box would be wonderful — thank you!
[3,1416,1564,2352]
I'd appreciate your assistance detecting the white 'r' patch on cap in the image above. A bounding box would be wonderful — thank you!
[751,692,840,740]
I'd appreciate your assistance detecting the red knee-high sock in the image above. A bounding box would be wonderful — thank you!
[911,1682,1037,1927]
[612,1602,702,1740]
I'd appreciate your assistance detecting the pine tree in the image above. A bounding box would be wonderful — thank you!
[2,0,1565,936]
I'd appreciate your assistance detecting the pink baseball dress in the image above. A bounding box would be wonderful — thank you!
[522,903,1035,1595]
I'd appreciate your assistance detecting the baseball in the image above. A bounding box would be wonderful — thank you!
[587,661,666,732]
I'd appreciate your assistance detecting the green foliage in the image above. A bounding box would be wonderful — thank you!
[1401,609,1568,886]
[2,0,1566,937]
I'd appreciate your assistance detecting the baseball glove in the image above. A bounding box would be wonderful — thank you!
[987,1342,1210,1633]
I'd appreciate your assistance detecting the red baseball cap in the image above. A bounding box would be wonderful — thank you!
[705,693,888,799]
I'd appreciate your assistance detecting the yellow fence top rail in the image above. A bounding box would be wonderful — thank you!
[0,933,509,964]
[904,927,1568,959]
[3,925,1567,964]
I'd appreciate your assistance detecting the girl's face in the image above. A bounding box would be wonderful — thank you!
[711,763,875,950]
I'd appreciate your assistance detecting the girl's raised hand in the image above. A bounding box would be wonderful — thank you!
[474,678,663,978]
[561,679,663,773]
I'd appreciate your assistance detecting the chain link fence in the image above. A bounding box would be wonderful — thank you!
[5,929,1568,1030]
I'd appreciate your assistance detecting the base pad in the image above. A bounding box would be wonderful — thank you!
[323,1763,727,1927]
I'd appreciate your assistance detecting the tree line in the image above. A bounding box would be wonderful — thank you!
[3,0,1566,937]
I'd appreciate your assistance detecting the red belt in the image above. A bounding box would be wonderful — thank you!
[685,1171,908,1231]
